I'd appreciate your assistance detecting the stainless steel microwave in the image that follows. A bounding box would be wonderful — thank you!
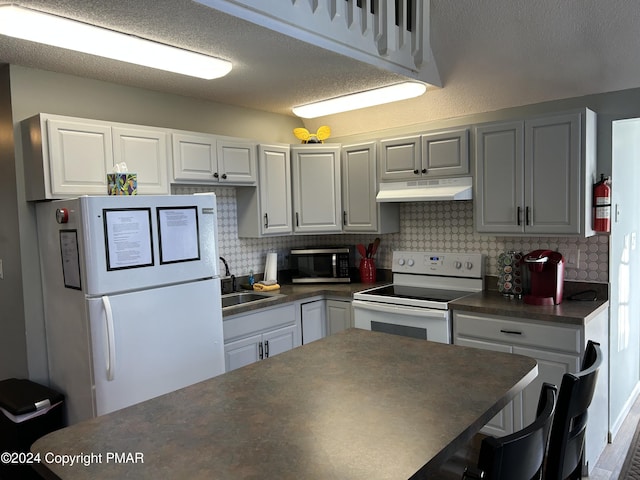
[289,247,353,283]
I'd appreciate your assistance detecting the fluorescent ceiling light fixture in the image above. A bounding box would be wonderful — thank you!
[0,5,232,80]
[292,81,427,118]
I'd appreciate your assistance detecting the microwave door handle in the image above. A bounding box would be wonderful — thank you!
[332,253,337,277]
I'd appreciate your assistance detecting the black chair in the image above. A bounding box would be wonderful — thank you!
[461,382,558,480]
[545,340,603,480]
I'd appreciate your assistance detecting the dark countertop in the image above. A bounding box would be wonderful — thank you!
[222,281,390,317]
[450,290,609,326]
[32,329,537,480]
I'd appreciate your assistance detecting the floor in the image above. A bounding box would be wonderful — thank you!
[591,393,640,480]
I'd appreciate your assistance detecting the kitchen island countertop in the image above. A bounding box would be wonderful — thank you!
[31,329,537,480]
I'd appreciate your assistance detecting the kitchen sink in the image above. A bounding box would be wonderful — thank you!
[221,291,283,309]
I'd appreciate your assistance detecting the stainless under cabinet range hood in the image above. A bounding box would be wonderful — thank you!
[376,176,473,202]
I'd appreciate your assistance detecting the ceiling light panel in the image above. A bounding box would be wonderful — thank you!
[0,5,232,80]
[292,82,427,118]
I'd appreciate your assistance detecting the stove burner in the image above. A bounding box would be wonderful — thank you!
[361,285,472,303]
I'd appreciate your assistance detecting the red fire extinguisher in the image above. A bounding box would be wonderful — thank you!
[593,174,611,233]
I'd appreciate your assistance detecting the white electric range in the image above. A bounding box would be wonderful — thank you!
[353,251,485,344]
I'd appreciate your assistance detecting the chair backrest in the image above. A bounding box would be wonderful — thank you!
[545,340,603,480]
[464,382,558,480]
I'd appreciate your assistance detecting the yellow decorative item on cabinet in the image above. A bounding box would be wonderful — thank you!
[293,126,331,144]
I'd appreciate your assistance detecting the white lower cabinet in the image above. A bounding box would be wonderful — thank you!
[301,299,327,344]
[326,299,352,335]
[301,298,353,344]
[223,304,299,372]
[453,308,608,474]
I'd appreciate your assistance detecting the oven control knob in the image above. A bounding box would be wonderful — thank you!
[466,262,473,270]
[454,261,462,269]
[407,259,415,267]
[398,258,405,266]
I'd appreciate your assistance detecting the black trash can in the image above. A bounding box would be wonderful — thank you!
[0,378,64,480]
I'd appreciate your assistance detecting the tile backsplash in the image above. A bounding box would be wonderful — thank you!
[173,185,609,283]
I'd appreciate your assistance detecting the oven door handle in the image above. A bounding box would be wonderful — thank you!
[352,300,448,318]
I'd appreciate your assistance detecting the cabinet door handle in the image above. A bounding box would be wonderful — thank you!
[295,212,299,227]
[264,213,269,228]
[264,340,269,358]
[526,206,530,225]
[413,169,420,175]
[500,329,523,335]
[343,211,347,226]
[421,168,427,174]
[213,172,219,179]
[517,206,522,226]
[221,173,227,180]
[259,341,264,360]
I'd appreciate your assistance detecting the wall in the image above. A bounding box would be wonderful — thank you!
[175,184,607,283]
[609,119,640,437]
[6,65,301,381]
[0,65,29,379]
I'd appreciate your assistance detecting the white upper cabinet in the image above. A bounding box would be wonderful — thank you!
[171,132,216,182]
[421,128,469,177]
[236,144,292,237]
[379,135,421,181]
[112,126,170,195]
[291,144,342,234]
[341,142,399,234]
[172,132,257,185]
[379,128,469,181]
[216,137,257,184]
[22,114,170,200]
[475,109,596,236]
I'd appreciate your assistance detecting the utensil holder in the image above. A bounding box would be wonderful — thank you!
[359,258,376,283]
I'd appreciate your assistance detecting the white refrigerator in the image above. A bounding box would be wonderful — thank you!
[36,194,225,425]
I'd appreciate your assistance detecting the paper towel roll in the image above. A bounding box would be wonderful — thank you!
[264,253,278,282]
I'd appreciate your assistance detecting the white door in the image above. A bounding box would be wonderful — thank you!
[225,334,262,372]
[301,300,326,344]
[292,145,342,233]
[342,142,377,232]
[172,132,217,182]
[264,325,298,358]
[217,139,257,184]
[88,279,224,416]
[47,118,113,196]
[112,126,170,194]
[259,145,292,235]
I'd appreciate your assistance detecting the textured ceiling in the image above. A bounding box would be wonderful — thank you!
[1,0,640,136]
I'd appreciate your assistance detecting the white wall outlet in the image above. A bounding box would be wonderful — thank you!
[565,249,580,268]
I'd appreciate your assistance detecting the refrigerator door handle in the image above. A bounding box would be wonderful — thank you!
[102,296,116,381]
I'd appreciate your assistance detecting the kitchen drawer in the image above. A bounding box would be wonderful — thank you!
[454,311,581,354]
[223,304,296,341]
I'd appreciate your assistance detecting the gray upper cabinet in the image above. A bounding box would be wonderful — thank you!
[421,128,469,177]
[341,142,399,233]
[475,109,596,236]
[379,135,421,181]
[291,144,342,234]
[379,128,469,181]
[236,144,292,237]
[172,132,257,185]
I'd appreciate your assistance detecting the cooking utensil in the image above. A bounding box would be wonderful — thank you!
[366,243,373,257]
[357,244,367,258]
[370,237,381,257]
